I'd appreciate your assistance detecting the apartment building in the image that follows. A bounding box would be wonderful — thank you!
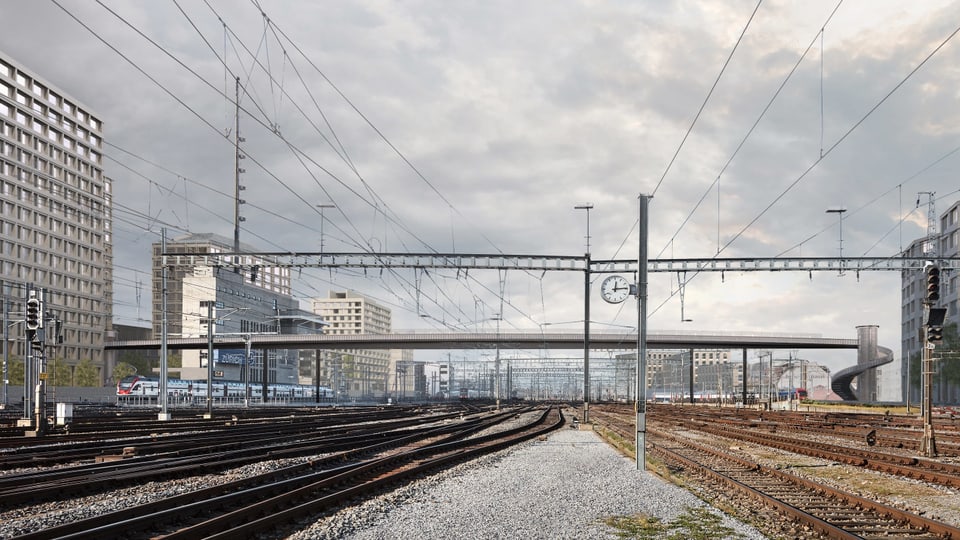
[0,52,113,384]
[152,232,318,385]
[903,200,960,402]
[310,291,394,399]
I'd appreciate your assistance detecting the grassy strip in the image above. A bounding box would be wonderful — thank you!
[603,506,746,539]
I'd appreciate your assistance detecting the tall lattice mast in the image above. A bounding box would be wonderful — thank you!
[918,191,937,257]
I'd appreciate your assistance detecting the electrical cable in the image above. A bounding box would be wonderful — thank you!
[650,0,763,198]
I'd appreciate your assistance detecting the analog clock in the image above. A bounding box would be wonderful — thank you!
[600,275,631,304]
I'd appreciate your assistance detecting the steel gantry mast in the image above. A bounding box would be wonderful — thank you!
[158,249,958,463]
[160,252,960,273]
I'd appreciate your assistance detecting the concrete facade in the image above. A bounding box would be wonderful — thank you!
[151,233,320,386]
[310,291,395,399]
[0,52,113,384]
[902,200,960,403]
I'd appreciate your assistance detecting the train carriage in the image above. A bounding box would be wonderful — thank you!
[117,374,333,403]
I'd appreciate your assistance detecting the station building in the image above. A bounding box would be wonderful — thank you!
[151,233,323,386]
[310,290,396,399]
[0,52,113,384]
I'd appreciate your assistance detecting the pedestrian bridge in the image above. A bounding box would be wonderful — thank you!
[106,330,859,352]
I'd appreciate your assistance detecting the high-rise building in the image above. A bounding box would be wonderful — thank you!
[152,233,320,385]
[902,200,960,403]
[0,52,113,384]
[311,291,394,399]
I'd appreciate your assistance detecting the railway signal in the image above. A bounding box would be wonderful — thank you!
[927,307,946,345]
[928,325,944,344]
[925,263,940,303]
[25,292,42,343]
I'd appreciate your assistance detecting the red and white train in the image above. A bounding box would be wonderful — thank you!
[117,375,332,401]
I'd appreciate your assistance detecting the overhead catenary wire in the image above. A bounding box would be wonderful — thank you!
[178,0,504,315]
[649,0,763,199]
[648,17,960,319]
[65,1,472,323]
[656,0,845,260]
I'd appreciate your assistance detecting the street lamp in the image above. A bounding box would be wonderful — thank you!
[574,203,594,255]
[316,204,336,253]
[574,203,593,424]
[826,207,847,274]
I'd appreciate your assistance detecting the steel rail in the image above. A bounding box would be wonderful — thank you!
[650,428,960,539]
[10,408,532,539]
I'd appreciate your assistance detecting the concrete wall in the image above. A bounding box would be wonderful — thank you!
[1,386,115,406]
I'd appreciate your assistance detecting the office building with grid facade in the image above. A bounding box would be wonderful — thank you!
[311,291,394,399]
[0,52,113,384]
[902,200,960,403]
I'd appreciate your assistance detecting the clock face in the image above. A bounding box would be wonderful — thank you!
[600,275,630,304]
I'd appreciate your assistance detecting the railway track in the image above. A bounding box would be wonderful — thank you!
[652,406,960,490]
[0,405,470,469]
[588,403,960,539]
[7,406,562,539]
[0,404,457,452]
[0,406,514,507]
[650,427,960,540]
[656,405,960,456]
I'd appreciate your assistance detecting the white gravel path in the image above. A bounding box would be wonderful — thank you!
[291,426,768,539]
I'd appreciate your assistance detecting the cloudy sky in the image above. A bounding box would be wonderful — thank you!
[3,1,959,388]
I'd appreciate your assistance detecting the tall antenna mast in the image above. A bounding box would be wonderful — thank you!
[918,191,936,257]
[234,76,245,254]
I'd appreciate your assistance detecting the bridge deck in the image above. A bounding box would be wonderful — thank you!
[106,331,859,351]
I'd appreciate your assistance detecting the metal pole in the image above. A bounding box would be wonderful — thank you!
[2,282,8,408]
[317,204,335,253]
[34,323,45,436]
[159,229,170,420]
[244,335,252,407]
[575,203,593,424]
[905,352,911,414]
[741,348,747,405]
[688,347,694,404]
[768,352,774,410]
[205,301,214,418]
[636,194,650,470]
[23,285,32,422]
[583,252,590,423]
[921,324,937,456]
[495,317,501,410]
[233,76,242,255]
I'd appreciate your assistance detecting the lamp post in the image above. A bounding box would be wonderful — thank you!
[574,203,593,423]
[493,314,502,410]
[574,203,594,255]
[243,334,251,408]
[826,207,847,274]
[316,204,335,253]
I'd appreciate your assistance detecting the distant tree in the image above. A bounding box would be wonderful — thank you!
[342,354,356,379]
[112,362,137,382]
[5,356,24,385]
[117,351,150,376]
[74,358,99,386]
[49,356,74,386]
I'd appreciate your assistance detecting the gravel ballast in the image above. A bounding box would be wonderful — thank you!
[291,425,767,539]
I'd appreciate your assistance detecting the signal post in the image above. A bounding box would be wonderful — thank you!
[24,288,46,436]
[921,263,944,457]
